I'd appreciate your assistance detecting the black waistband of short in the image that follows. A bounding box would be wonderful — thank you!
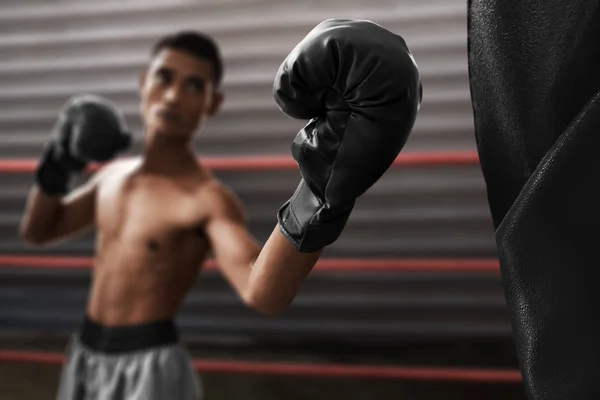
[78,315,179,354]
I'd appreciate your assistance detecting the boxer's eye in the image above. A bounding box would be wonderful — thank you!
[155,68,173,85]
[186,78,205,93]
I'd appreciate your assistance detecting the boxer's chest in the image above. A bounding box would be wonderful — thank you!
[96,173,207,246]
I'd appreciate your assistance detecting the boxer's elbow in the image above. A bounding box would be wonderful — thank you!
[246,300,289,317]
[243,287,293,317]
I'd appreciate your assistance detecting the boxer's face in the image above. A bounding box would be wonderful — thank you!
[139,48,223,140]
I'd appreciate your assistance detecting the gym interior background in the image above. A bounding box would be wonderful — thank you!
[0,0,527,399]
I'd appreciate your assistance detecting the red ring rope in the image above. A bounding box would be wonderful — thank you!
[0,350,521,383]
[0,255,500,273]
[0,151,480,173]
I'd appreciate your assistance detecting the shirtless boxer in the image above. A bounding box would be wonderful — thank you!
[19,20,421,400]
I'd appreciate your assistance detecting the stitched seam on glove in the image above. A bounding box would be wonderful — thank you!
[319,110,351,214]
[296,123,325,217]
[288,181,306,229]
[277,209,301,248]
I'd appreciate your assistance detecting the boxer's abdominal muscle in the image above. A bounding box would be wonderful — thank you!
[87,166,211,326]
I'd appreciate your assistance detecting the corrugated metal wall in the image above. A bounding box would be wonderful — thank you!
[0,0,509,344]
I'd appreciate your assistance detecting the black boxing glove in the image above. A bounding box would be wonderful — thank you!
[36,94,132,196]
[274,19,422,253]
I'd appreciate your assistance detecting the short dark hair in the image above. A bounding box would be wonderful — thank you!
[150,31,224,88]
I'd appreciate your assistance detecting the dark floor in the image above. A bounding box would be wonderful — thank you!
[0,363,528,400]
[0,333,527,400]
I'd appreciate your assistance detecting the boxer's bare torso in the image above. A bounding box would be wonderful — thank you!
[22,153,243,327]
[88,158,216,325]
[88,156,250,326]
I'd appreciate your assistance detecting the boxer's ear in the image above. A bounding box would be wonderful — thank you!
[207,91,224,117]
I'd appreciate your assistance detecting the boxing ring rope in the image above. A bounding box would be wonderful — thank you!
[0,150,481,173]
[0,149,519,385]
[0,350,521,383]
[0,255,500,273]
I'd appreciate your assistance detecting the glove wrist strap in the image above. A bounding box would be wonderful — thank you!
[278,180,354,253]
[35,145,76,196]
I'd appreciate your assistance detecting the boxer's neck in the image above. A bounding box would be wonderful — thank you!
[141,134,197,175]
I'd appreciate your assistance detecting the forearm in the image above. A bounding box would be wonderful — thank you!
[19,186,64,244]
[209,222,261,302]
[244,225,322,315]
[218,250,260,303]
[207,184,323,315]
[212,224,321,316]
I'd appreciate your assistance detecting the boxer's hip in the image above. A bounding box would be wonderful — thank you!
[56,315,203,400]
[78,314,180,353]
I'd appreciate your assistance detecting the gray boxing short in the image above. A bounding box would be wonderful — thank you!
[56,316,203,400]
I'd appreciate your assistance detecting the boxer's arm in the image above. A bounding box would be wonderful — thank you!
[204,184,322,316]
[21,94,130,247]
[19,169,104,246]
[204,185,260,303]
[247,226,322,315]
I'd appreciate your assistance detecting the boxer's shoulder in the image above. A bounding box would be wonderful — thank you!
[94,156,141,184]
[197,178,246,222]
[93,157,144,205]
[107,156,142,175]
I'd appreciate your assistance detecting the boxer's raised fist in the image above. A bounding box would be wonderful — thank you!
[274,19,422,253]
[36,94,132,196]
